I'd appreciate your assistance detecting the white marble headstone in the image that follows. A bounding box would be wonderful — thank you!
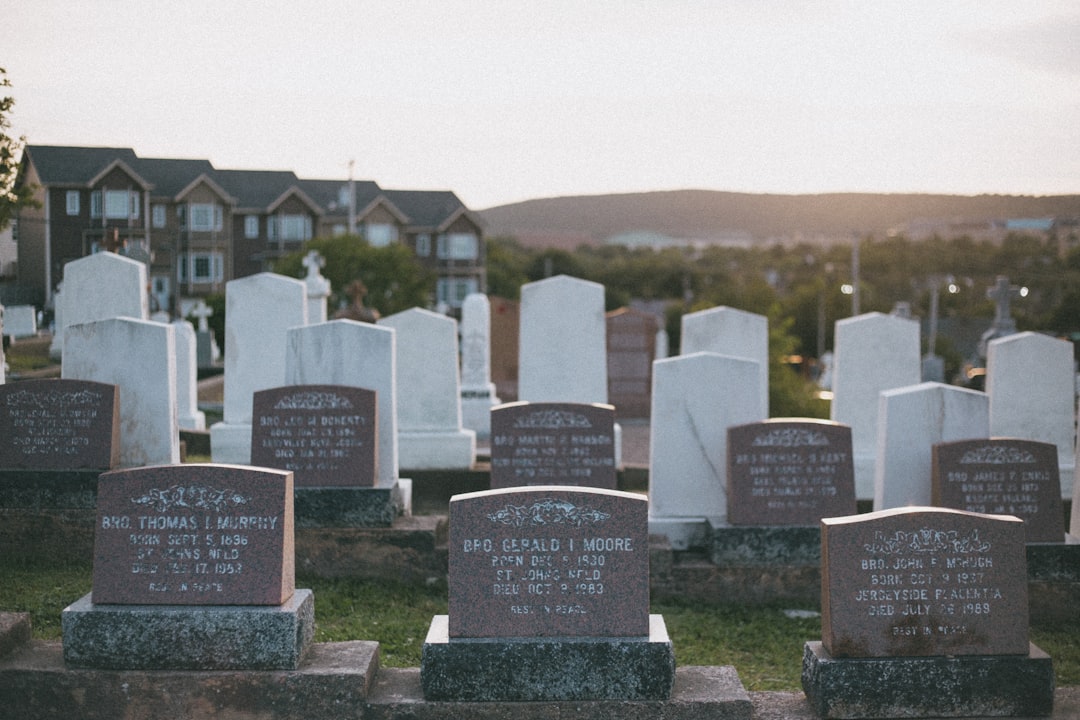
[303,250,331,324]
[4,305,37,339]
[518,275,607,404]
[459,293,500,440]
[285,319,398,486]
[874,381,989,510]
[210,273,307,464]
[172,319,206,431]
[830,312,922,500]
[378,308,475,470]
[680,306,769,417]
[648,351,765,549]
[54,253,149,360]
[987,331,1076,499]
[62,317,179,467]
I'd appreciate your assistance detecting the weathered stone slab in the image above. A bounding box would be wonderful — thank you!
[821,507,1029,658]
[62,590,314,670]
[252,385,377,488]
[933,438,1065,543]
[448,486,649,638]
[708,521,821,567]
[92,464,294,605]
[421,614,675,701]
[727,419,855,525]
[490,402,617,489]
[0,379,119,471]
[293,484,406,528]
[802,640,1054,719]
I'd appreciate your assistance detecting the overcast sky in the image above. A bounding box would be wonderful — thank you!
[7,1,1080,209]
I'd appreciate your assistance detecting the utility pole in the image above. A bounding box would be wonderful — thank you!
[348,159,356,235]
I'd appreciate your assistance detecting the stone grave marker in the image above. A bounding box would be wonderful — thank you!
[489,296,519,402]
[805,505,1053,719]
[933,438,1065,543]
[54,252,149,359]
[0,379,119,471]
[251,385,376,488]
[830,312,922,500]
[210,273,307,464]
[606,307,658,419]
[518,275,607,404]
[303,250,331,324]
[987,331,1076,499]
[649,352,765,549]
[172,319,205,431]
[422,485,674,701]
[727,419,856,526]
[90,464,294,605]
[490,401,617,490]
[821,506,1028,658]
[62,317,179,467]
[681,305,769,417]
[459,292,500,440]
[3,304,37,339]
[378,307,475,470]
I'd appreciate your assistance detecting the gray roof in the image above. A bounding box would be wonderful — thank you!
[297,179,383,214]
[382,189,470,229]
[132,157,216,198]
[24,145,140,185]
[209,169,302,210]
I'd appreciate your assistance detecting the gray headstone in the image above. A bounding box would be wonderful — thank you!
[91,464,294,606]
[251,385,377,488]
[821,507,1029,658]
[727,419,856,526]
[490,402,617,490]
[933,438,1065,543]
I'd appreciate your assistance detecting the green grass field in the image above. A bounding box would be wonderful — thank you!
[2,558,1077,691]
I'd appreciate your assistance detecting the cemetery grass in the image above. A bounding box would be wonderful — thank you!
[4,558,1080,690]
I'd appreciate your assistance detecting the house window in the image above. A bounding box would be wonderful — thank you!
[66,191,80,216]
[90,191,102,218]
[104,190,137,219]
[177,252,224,284]
[270,214,312,241]
[415,233,431,257]
[152,205,166,228]
[437,232,479,260]
[365,223,397,247]
[189,203,223,231]
[244,215,259,239]
[437,277,479,308]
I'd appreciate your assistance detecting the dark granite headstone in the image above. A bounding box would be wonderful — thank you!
[821,506,1029,658]
[933,438,1064,543]
[448,486,648,637]
[0,379,119,470]
[92,464,294,605]
[490,402,617,489]
[727,419,856,525]
[251,385,376,488]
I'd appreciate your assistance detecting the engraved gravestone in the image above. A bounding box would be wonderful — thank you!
[489,402,617,490]
[933,438,1064,544]
[0,379,119,470]
[251,385,377,488]
[448,486,648,637]
[727,419,856,525]
[91,464,294,605]
[821,506,1028,658]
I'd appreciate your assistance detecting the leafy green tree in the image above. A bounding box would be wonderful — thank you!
[274,234,435,317]
[0,67,38,229]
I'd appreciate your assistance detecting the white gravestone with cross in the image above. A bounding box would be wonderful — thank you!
[303,250,332,324]
[190,299,220,368]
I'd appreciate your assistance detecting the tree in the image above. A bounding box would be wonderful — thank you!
[0,67,37,230]
[273,234,435,317]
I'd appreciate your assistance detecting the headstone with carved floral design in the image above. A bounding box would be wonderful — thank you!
[489,401,617,490]
[421,486,674,701]
[62,464,314,670]
[802,506,1054,719]
[933,438,1065,543]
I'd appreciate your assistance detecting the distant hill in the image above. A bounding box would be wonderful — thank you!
[477,190,1080,247]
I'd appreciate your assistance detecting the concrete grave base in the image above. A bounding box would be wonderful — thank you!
[208,420,253,464]
[0,469,102,509]
[62,590,315,670]
[648,516,711,551]
[801,641,1055,718]
[709,520,821,566]
[294,479,411,527]
[420,614,676,701]
[398,430,477,471]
